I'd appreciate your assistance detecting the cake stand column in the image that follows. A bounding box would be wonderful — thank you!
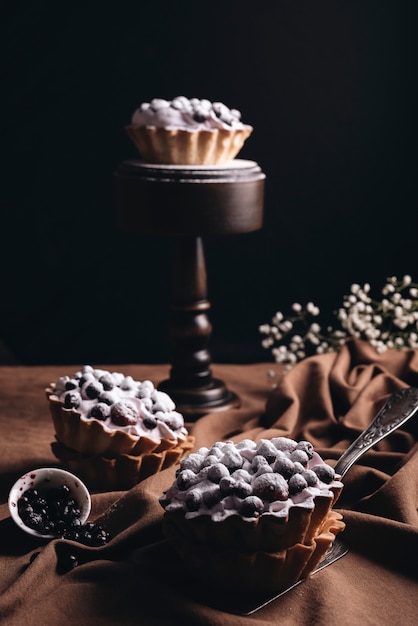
[158,235,239,415]
[114,159,265,419]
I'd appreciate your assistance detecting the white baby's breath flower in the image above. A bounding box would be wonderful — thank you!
[260,274,418,369]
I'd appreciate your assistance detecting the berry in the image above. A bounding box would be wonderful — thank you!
[290,449,309,467]
[193,110,207,123]
[239,495,264,518]
[272,455,295,479]
[296,440,314,459]
[110,401,139,426]
[288,473,308,495]
[143,415,157,429]
[302,469,319,487]
[219,448,243,472]
[176,469,196,490]
[252,472,289,502]
[219,475,236,495]
[98,391,118,406]
[233,480,252,498]
[82,380,103,400]
[207,463,230,484]
[63,392,81,409]
[185,490,203,512]
[251,455,269,472]
[312,464,336,484]
[99,373,115,390]
[202,485,222,508]
[160,413,183,431]
[89,403,111,421]
[255,439,279,463]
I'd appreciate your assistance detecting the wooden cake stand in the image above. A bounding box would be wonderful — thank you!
[114,159,265,419]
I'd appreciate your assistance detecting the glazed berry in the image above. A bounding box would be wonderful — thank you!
[233,480,252,498]
[290,449,309,467]
[272,455,295,479]
[302,469,319,487]
[143,415,157,429]
[288,473,308,495]
[296,440,314,459]
[99,373,115,390]
[160,414,183,431]
[203,485,222,508]
[193,110,207,123]
[78,522,108,546]
[110,401,139,426]
[176,469,196,490]
[252,472,289,502]
[220,448,243,472]
[185,490,202,512]
[64,392,81,409]
[120,376,136,391]
[240,495,264,518]
[89,403,111,421]
[312,464,336,484]
[207,463,230,484]
[251,455,269,472]
[255,440,278,464]
[219,475,235,495]
[82,380,103,400]
[98,391,118,406]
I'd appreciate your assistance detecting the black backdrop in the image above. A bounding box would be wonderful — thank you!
[1,0,416,366]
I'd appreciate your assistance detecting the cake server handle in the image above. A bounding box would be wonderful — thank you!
[334,386,418,479]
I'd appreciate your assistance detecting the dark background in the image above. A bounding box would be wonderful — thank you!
[1,0,416,366]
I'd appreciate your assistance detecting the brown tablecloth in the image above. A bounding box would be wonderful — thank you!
[1,340,418,625]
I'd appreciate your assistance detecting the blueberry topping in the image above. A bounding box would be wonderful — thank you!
[82,380,103,400]
[290,449,310,467]
[98,391,117,406]
[296,440,314,459]
[207,463,230,484]
[233,480,252,498]
[302,469,319,487]
[63,391,81,409]
[203,485,222,508]
[176,469,196,490]
[110,401,139,426]
[193,110,207,123]
[89,403,111,421]
[143,415,158,429]
[252,472,289,502]
[272,455,295,479]
[312,464,336,484]
[239,495,264,518]
[99,373,115,391]
[159,413,183,431]
[185,490,203,512]
[251,455,269,472]
[288,473,308,495]
[219,475,236,495]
